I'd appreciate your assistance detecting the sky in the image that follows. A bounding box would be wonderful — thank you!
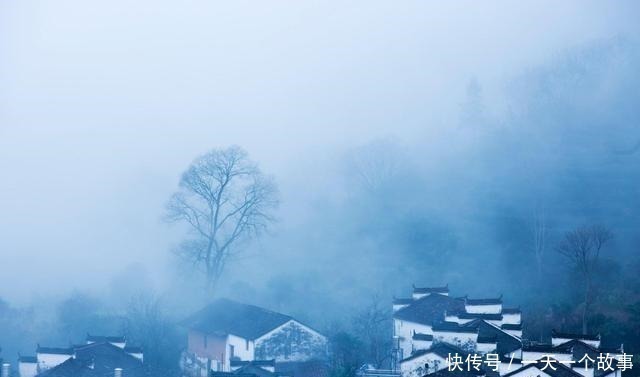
[1,0,639,304]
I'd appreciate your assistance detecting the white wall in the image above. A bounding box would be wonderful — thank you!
[432,331,478,351]
[254,320,327,362]
[394,304,410,312]
[394,319,433,360]
[503,329,522,338]
[19,362,38,377]
[502,313,521,325]
[226,334,254,368]
[465,304,502,314]
[36,353,72,370]
[400,352,447,377]
[411,339,433,353]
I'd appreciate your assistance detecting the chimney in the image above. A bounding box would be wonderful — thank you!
[114,368,122,377]
[1,363,10,377]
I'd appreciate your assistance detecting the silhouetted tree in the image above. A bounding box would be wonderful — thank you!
[166,146,278,294]
[557,224,613,334]
[352,295,392,369]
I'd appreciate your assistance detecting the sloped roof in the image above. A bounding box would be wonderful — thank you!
[500,324,522,331]
[501,308,521,314]
[19,355,38,363]
[401,343,468,363]
[234,364,278,377]
[522,343,571,354]
[463,320,521,356]
[73,342,146,377]
[551,330,599,341]
[275,360,330,377]
[413,285,449,294]
[394,294,465,326]
[183,299,294,340]
[231,360,276,369]
[36,358,99,377]
[86,334,125,343]
[457,313,503,321]
[393,298,414,305]
[36,346,74,355]
[465,297,502,306]
[433,321,478,334]
[413,333,434,341]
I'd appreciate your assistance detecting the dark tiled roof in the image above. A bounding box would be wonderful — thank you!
[19,355,37,363]
[553,339,620,371]
[457,313,503,321]
[124,346,143,354]
[87,334,125,343]
[231,360,276,368]
[73,342,146,377]
[183,299,293,340]
[465,297,502,306]
[412,333,434,341]
[394,294,465,326]
[501,308,521,314]
[275,360,330,377]
[402,343,468,362]
[36,346,74,355]
[433,321,478,334]
[477,335,497,344]
[551,330,600,341]
[464,320,521,356]
[36,358,99,377]
[234,365,278,377]
[500,324,522,331]
[503,359,583,377]
[393,298,414,305]
[413,285,449,294]
[522,343,571,354]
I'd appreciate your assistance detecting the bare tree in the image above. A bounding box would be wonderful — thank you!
[352,295,393,369]
[347,138,402,193]
[557,224,613,334]
[166,146,278,294]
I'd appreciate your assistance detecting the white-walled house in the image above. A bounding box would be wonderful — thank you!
[387,284,627,377]
[392,285,522,377]
[182,299,328,377]
[19,336,145,377]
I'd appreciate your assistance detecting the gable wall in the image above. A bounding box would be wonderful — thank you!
[254,320,327,362]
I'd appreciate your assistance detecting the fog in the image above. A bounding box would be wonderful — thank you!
[1,0,640,358]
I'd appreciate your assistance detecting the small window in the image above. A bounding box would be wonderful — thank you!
[230,345,235,359]
[246,340,249,351]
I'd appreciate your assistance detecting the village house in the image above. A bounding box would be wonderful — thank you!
[181,299,328,377]
[383,284,626,377]
[17,334,145,377]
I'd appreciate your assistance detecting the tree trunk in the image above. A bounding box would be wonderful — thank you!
[582,278,590,335]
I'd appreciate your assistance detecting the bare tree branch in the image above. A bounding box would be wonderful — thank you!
[166,146,278,295]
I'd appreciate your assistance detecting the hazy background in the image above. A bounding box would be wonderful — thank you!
[1,0,640,362]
